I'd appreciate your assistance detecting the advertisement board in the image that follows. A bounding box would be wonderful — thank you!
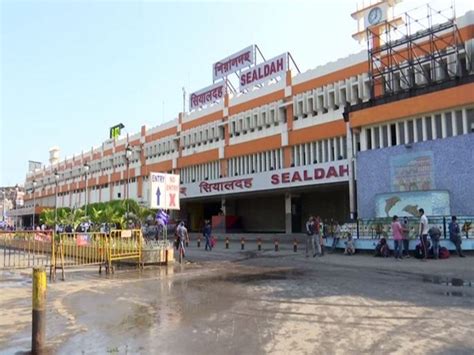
[375,190,450,217]
[390,151,434,192]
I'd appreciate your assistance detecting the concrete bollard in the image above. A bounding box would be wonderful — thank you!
[293,238,298,252]
[274,239,279,252]
[225,237,229,249]
[32,267,46,354]
[241,237,245,250]
[197,236,201,248]
[257,238,262,251]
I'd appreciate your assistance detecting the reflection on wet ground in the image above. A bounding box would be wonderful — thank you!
[2,252,474,354]
[422,275,473,287]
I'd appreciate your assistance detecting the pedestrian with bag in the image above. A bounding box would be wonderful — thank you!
[203,219,212,251]
[428,225,441,259]
[449,216,465,257]
[418,208,429,261]
[391,215,405,261]
[305,216,316,258]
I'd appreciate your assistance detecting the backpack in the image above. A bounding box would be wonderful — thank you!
[414,244,425,259]
[439,247,450,259]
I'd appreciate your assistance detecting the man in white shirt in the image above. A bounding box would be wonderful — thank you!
[418,208,429,260]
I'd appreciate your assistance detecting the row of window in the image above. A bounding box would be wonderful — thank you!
[228,149,283,177]
[229,101,284,137]
[293,73,371,120]
[180,162,221,183]
[292,136,347,167]
[181,122,224,149]
[362,107,474,151]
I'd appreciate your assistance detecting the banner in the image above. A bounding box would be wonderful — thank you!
[180,161,349,199]
[189,82,225,110]
[390,151,434,192]
[213,45,255,81]
[240,53,287,92]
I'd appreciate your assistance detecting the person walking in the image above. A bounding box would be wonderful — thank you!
[418,208,429,261]
[449,216,465,257]
[315,216,323,256]
[305,217,316,258]
[331,222,341,253]
[177,221,189,258]
[391,216,404,260]
[402,217,410,258]
[203,219,212,251]
[428,225,441,259]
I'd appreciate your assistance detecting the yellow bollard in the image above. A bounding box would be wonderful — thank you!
[32,267,46,354]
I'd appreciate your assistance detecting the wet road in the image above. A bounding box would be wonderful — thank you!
[1,247,474,354]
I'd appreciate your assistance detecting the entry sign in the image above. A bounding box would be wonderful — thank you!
[149,173,180,210]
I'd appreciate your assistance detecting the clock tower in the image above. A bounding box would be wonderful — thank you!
[351,0,404,48]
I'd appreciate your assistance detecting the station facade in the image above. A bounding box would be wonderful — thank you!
[18,3,474,233]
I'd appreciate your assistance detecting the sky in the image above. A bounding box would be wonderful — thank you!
[1,0,472,187]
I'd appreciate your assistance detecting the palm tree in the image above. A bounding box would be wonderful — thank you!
[40,209,55,229]
[88,206,103,231]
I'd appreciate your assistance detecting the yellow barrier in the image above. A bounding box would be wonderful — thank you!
[0,231,53,269]
[107,229,143,273]
[1,230,143,279]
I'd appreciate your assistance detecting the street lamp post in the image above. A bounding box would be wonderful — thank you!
[54,170,60,232]
[32,179,37,230]
[125,145,133,215]
[14,185,19,229]
[83,163,90,217]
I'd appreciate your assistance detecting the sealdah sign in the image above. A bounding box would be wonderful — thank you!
[271,165,349,185]
[240,53,287,91]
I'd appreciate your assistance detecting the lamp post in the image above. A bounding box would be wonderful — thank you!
[83,163,90,217]
[14,185,19,229]
[32,179,37,230]
[54,170,60,232]
[125,145,133,215]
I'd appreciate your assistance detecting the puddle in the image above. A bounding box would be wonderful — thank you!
[222,269,305,283]
[422,276,473,287]
[444,291,466,297]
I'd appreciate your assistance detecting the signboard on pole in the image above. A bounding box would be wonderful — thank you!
[149,173,180,210]
[239,53,287,92]
[189,82,225,110]
[213,45,255,81]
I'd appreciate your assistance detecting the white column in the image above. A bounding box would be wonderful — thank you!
[370,127,375,150]
[333,138,339,160]
[266,151,271,170]
[304,143,309,165]
[452,111,458,136]
[321,140,326,162]
[341,136,347,158]
[441,112,448,138]
[285,193,292,234]
[244,156,248,174]
[431,114,437,139]
[316,141,322,164]
[404,120,409,143]
[309,142,314,163]
[421,116,427,141]
[360,128,368,151]
[378,126,384,148]
[413,120,419,143]
[462,108,468,135]
[299,145,304,166]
